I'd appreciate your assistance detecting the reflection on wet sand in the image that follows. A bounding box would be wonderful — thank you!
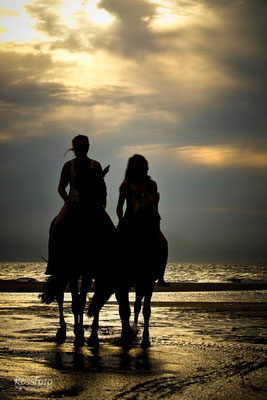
[50,344,153,374]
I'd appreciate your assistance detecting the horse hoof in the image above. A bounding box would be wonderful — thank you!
[74,337,84,347]
[74,332,85,347]
[87,334,99,347]
[132,323,139,337]
[55,327,66,344]
[141,338,151,348]
[74,326,85,347]
[121,327,135,347]
[121,338,132,348]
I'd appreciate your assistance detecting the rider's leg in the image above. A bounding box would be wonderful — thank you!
[50,205,68,240]
[46,205,69,275]
[157,231,170,287]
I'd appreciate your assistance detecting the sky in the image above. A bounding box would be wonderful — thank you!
[0,0,266,263]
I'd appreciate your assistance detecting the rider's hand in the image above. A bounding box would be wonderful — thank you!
[65,196,74,207]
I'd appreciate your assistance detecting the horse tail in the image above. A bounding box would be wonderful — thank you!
[39,275,67,304]
[87,285,114,317]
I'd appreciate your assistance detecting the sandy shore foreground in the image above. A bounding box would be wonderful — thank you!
[0,292,267,399]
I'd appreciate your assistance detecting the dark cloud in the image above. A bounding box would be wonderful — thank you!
[24,0,158,55]
[24,1,94,52]
[0,50,55,80]
[0,79,69,107]
[24,1,66,38]
[0,49,76,140]
[95,0,157,56]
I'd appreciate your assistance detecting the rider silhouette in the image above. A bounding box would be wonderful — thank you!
[46,135,113,275]
[116,154,169,287]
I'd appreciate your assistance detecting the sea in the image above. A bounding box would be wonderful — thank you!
[0,262,266,284]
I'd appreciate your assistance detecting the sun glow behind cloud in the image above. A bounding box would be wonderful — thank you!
[153,5,180,28]
[150,0,204,30]
[0,0,114,45]
[81,0,114,26]
[175,146,267,168]
[61,0,114,27]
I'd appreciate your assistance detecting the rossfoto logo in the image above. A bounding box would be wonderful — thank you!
[14,376,53,390]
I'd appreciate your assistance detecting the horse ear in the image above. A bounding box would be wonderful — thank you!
[102,165,110,177]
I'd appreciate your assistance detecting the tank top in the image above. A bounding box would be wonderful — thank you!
[120,179,158,221]
[68,159,96,202]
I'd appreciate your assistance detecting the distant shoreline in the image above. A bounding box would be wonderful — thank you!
[0,280,267,293]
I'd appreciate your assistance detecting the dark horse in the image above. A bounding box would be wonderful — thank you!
[87,193,167,348]
[40,207,110,346]
[40,165,114,346]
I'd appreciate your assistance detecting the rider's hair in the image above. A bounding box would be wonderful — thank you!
[65,135,89,156]
[124,154,150,182]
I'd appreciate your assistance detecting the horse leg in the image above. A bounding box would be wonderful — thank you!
[69,278,84,346]
[55,291,66,343]
[87,310,100,347]
[79,275,92,328]
[141,285,154,348]
[115,287,133,346]
[133,286,143,336]
[79,275,100,347]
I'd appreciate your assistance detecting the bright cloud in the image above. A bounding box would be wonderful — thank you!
[175,146,267,168]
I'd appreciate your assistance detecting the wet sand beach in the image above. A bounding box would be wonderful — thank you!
[0,287,267,399]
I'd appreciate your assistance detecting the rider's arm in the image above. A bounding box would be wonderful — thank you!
[150,180,158,197]
[116,182,126,222]
[94,161,107,208]
[58,162,71,204]
[150,180,160,210]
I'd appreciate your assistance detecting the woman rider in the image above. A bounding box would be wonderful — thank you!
[46,134,114,275]
[116,154,169,287]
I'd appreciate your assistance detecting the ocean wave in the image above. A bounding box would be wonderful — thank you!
[15,278,39,282]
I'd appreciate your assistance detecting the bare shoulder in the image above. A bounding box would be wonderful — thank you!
[120,180,127,188]
[59,160,71,185]
[62,160,71,173]
[119,180,128,194]
[64,160,71,168]
[149,179,158,191]
[90,159,102,170]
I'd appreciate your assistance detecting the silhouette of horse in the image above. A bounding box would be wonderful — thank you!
[87,192,167,348]
[40,166,113,346]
